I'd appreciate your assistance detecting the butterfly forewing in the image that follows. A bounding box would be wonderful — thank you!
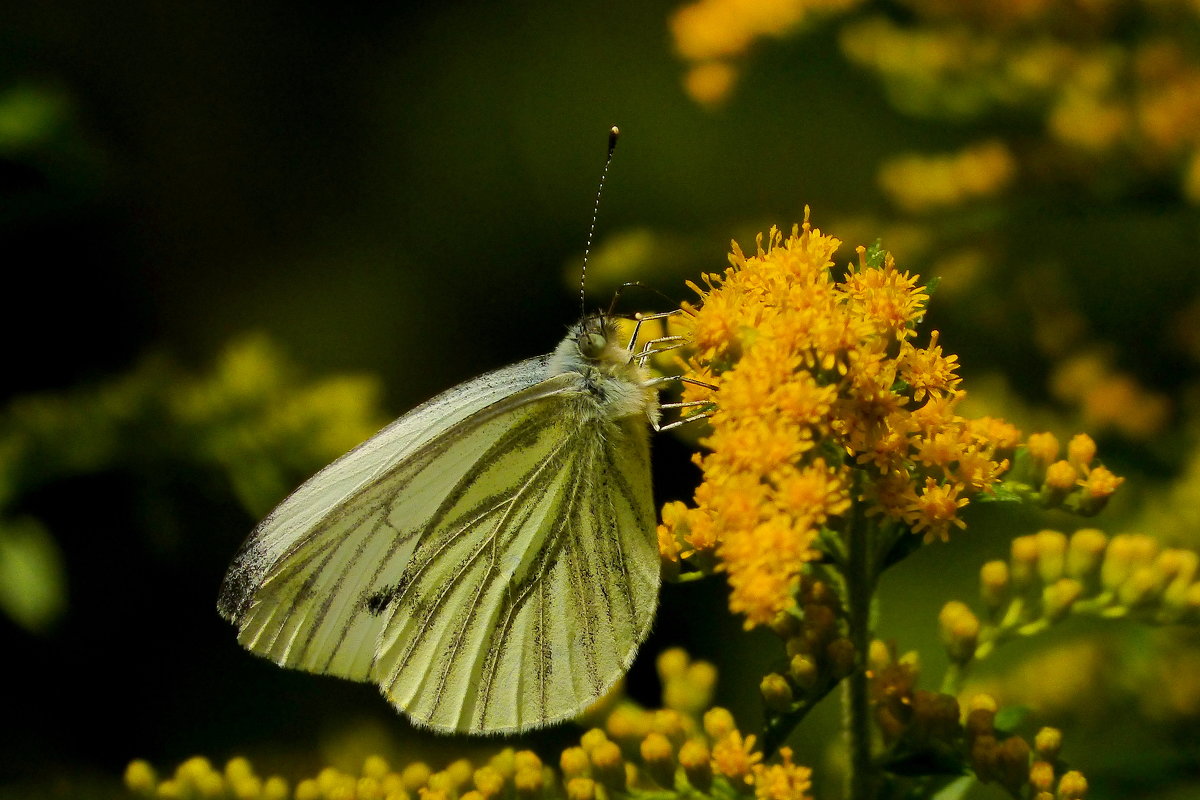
[219,357,568,678]
[372,407,658,733]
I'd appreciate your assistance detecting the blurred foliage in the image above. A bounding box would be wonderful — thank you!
[0,335,386,632]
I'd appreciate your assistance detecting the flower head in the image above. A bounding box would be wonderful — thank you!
[664,210,1020,625]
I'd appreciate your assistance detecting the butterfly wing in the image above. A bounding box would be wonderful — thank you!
[219,355,660,733]
[371,409,659,733]
[219,355,566,679]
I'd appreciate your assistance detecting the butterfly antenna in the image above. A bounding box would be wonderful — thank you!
[580,125,620,329]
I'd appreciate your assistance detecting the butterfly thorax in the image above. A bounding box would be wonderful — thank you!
[547,316,660,427]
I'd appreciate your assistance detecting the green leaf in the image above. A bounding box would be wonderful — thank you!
[974,484,1024,504]
[865,240,887,268]
[994,705,1032,734]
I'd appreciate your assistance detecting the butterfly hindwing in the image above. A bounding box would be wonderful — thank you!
[372,409,659,733]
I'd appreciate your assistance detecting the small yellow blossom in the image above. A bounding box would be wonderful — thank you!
[752,747,812,800]
[711,730,763,784]
[1026,432,1060,464]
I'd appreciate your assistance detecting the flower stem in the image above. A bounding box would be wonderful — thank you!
[844,495,875,800]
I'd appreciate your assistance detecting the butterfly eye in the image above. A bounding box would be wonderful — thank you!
[578,331,607,358]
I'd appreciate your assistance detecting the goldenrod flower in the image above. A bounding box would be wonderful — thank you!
[122,653,809,800]
[711,730,762,784]
[751,747,812,800]
[665,211,1032,624]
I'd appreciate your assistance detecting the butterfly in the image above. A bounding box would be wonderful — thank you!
[216,295,707,734]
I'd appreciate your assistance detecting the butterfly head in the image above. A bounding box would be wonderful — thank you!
[576,315,613,361]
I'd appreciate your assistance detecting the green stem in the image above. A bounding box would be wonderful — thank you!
[844,493,875,800]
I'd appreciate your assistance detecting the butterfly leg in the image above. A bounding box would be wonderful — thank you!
[654,411,713,432]
[624,309,684,353]
[644,375,717,390]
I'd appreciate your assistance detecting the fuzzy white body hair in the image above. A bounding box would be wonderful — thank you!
[547,319,661,429]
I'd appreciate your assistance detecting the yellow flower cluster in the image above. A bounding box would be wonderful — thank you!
[668,0,865,104]
[964,695,1088,799]
[876,140,1015,214]
[867,644,1089,797]
[124,651,812,800]
[939,528,1200,670]
[758,579,855,711]
[124,755,290,800]
[659,212,1020,628]
[836,8,1200,202]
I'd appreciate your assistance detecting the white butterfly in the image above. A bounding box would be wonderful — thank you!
[217,312,691,733]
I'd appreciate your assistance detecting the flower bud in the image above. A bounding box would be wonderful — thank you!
[579,729,608,755]
[1029,760,1055,793]
[1066,529,1107,580]
[1011,536,1040,590]
[1042,578,1083,622]
[702,707,735,740]
[789,654,819,690]
[1066,434,1096,468]
[565,777,595,800]
[1043,461,1078,504]
[447,761,474,791]
[473,767,505,798]
[639,733,676,788]
[867,640,892,673]
[1101,534,1137,590]
[938,601,980,663]
[1034,727,1063,760]
[1160,550,1198,609]
[262,777,289,800]
[1056,770,1088,799]
[513,767,543,799]
[678,740,712,793]
[515,752,542,773]
[1117,566,1159,608]
[125,761,158,796]
[968,735,998,782]
[606,705,651,742]
[560,748,589,780]
[656,648,689,681]
[1027,432,1060,465]
[589,741,626,794]
[910,690,959,744]
[488,750,516,780]
[353,777,380,800]
[981,560,1010,614]
[651,709,687,743]
[1078,466,1123,514]
[1035,530,1067,584]
[995,737,1032,795]
[760,673,794,712]
[401,764,432,792]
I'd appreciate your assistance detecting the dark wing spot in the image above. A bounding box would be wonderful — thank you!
[365,584,399,616]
